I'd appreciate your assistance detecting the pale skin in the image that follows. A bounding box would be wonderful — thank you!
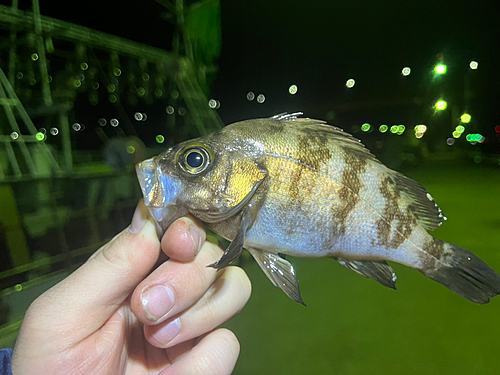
[12,200,252,375]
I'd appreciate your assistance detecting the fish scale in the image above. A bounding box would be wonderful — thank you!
[136,114,500,305]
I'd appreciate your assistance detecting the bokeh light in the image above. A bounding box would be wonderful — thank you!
[361,123,371,132]
[289,85,298,94]
[414,125,427,133]
[452,131,461,138]
[470,61,478,69]
[36,132,45,141]
[10,132,19,139]
[390,125,398,134]
[98,118,107,126]
[156,135,165,143]
[397,125,405,135]
[166,106,174,114]
[346,79,355,88]
[134,112,144,121]
[434,64,447,74]
[257,94,265,103]
[247,92,255,101]
[379,125,388,133]
[402,67,411,76]
[208,99,217,108]
[447,138,455,145]
[126,146,136,154]
[31,53,39,61]
[460,113,471,123]
[113,68,122,76]
[72,123,82,131]
[178,107,186,116]
[435,100,447,111]
[50,127,59,136]
[110,119,119,127]
[466,134,484,142]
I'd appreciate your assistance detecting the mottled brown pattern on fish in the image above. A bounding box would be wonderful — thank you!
[374,177,400,248]
[389,207,418,249]
[423,238,445,260]
[333,150,367,234]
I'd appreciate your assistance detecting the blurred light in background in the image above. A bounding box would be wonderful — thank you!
[289,85,298,94]
[134,112,144,121]
[156,135,165,143]
[50,127,59,135]
[209,99,217,108]
[80,62,88,70]
[257,94,265,103]
[379,124,388,133]
[31,53,39,61]
[447,138,455,145]
[390,125,398,134]
[166,106,174,114]
[470,61,478,69]
[346,79,355,88]
[397,125,405,135]
[434,64,447,75]
[110,119,119,127]
[435,100,447,111]
[460,113,471,123]
[113,68,122,76]
[178,107,186,116]
[402,67,411,76]
[247,91,255,101]
[452,131,461,138]
[98,118,107,126]
[361,123,371,132]
[10,132,19,139]
[495,126,500,134]
[36,132,45,141]
[126,146,136,154]
[466,134,484,142]
[72,123,82,131]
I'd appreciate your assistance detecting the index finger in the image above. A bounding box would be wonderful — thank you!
[161,216,206,262]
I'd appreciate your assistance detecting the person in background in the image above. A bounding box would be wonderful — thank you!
[0,200,251,375]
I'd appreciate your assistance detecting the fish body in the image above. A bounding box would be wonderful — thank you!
[137,114,500,304]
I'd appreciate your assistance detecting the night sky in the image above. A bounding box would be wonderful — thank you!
[7,0,500,146]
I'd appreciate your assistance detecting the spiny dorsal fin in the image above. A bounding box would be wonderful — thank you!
[389,170,446,231]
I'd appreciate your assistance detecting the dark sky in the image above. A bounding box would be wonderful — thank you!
[7,0,500,137]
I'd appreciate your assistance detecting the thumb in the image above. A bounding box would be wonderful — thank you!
[29,200,160,340]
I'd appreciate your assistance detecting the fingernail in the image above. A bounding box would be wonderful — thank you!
[188,223,202,255]
[128,204,147,234]
[153,318,181,345]
[142,285,175,321]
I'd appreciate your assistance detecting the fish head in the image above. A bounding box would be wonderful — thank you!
[136,130,267,237]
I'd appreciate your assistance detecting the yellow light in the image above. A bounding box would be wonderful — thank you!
[452,131,461,138]
[456,125,465,133]
[402,67,411,76]
[460,113,471,123]
[390,125,398,134]
[435,100,447,111]
[434,64,447,74]
[415,132,424,139]
[346,79,355,88]
[470,61,478,70]
[415,125,427,133]
[36,132,45,141]
[361,123,371,132]
[289,85,298,94]
[379,125,388,133]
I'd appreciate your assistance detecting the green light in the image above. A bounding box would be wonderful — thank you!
[107,84,116,93]
[126,146,136,154]
[113,68,122,76]
[379,125,388,133]
[456,125,465,133]
[466,133,483,142]
[434,64,447,74]
[73,80,81,88]
[15,284,22,292]
[415,125,427,133]
[361,123,371,132]
[460,113,471,123]
[289,85,298,94]
[390,125,398,134]
[35,132,45,141]
[396,125,405,135]
[435,100,447,111]
[156,135,165,144]
[31,53,39,61]
[80,62,89,70]
[452,131,461,138]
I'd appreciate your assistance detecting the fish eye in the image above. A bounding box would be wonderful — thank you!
[178,145,211,174]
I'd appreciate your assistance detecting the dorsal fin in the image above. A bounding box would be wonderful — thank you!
[389,170,446,231]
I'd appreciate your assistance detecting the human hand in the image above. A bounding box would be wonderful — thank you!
[12,200,251,374]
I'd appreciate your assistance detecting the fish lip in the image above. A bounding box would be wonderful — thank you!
[136,157,184,237]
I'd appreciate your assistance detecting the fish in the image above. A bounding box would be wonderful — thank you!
[136,113,500,305]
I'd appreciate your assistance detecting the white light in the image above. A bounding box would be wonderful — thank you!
[110,119,119,127]
[208,99,217,108]
[289,85,298,94]
[470,61,478,70]
[346,79,355,88]
[257,94,265,103]
[166,106,174,114]
[50,127,59,136]
[98,118,107,126]
[134,112,144,121]
[72,123,81,131]
[10,132,19,139]
[215,100,220,109]
[446,138,455,146]
[178,107,186,116]
[402,67,411,76]
[247,92,255,101]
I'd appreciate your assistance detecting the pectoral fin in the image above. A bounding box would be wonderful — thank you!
[336,258,397,290]
[247,247,306,306]
[208,208,251,269]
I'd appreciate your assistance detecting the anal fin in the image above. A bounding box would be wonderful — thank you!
[336,258,397,290]
[247,247,306,306]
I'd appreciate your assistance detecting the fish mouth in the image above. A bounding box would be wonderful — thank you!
[136,158,183,237]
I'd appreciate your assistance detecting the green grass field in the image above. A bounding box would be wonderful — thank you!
[223,163,500,375]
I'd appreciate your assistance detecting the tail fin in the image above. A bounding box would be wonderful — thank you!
[422,240,500,304]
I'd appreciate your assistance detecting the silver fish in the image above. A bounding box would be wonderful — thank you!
[136,113,500,305]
